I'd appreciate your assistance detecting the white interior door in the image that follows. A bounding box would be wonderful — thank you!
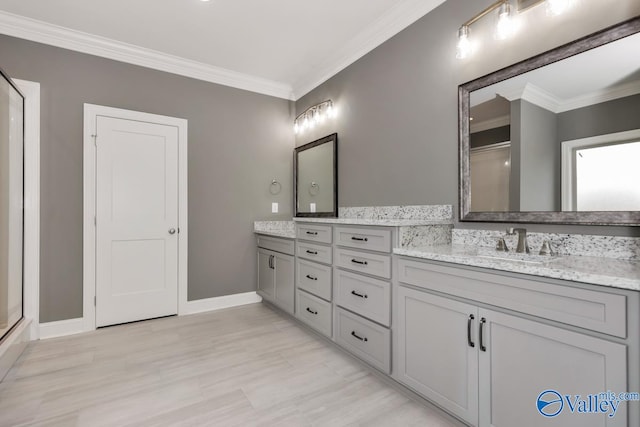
[95,116,179,327]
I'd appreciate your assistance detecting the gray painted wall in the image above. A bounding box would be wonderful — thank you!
[295,0,640,237]
[0,35,294,322]
[558,93,640,142]
[517,100,559,211]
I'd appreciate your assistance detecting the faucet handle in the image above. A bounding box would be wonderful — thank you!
[496,237,509,252]
[506,227,515,235]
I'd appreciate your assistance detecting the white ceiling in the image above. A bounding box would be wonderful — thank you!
[0,0,446,99]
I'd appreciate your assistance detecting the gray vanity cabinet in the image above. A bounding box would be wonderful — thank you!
[396,286,479,425]
[256,236,295,314]
[396,259,631,427]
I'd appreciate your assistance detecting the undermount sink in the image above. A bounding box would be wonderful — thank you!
[476,252,560,265]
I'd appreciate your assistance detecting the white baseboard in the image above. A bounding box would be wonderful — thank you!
[39,318,85,340]
[183,291,262,315]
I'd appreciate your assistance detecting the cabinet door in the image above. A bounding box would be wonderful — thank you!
[274,253,294,314]
[396,286,479,426]
[479,309,627,427]
[257,249,275,299]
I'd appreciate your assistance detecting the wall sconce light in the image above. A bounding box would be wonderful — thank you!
[457,0,575,59]
[294,100,336,134]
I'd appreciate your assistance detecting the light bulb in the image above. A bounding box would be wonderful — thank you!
[546,0,572,16]
[456,26,472,59]
[495,2,514,40]
[294,121,299,134]
[302,116,309,130]
[313,109,321,124]
[326,103,334,118]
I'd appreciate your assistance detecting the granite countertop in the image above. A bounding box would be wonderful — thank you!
[253,221,296,239]
[394,244,640,291]
[293,218,453,227]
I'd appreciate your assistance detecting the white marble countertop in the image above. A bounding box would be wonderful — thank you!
[293,218,453,227]
[394,245,640,291]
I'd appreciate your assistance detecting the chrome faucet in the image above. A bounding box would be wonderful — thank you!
[506,227,530,253]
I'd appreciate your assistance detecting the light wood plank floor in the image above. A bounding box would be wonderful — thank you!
[0,303,460,427]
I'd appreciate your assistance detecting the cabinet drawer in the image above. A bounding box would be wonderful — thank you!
[296,224,332,244]
[296,259,332,301]
[296,290,332,338]
[334,307,390,373]
[334,248,391,279]
[335,269,390,326]
[334,226,391,253]
[398,258,628,338]
[256,235,294,255]
[296,241,332,264]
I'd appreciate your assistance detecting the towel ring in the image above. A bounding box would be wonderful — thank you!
[309,182,320,196]
[269,179,282,195]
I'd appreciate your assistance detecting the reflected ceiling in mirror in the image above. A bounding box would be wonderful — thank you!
[459,17,640,225]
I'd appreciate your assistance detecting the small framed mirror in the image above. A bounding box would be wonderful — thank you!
[459,17,640,225]
[294,133,338,217]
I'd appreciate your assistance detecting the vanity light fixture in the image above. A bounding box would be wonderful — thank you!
[294,100,335,134]
[457,0,574,59]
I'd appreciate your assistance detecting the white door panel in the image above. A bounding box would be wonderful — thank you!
[96,116,179,327]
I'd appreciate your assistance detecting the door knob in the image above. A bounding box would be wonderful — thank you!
[169,228,176,235]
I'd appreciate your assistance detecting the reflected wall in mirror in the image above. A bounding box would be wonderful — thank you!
[294,133,338,217]
[460,17,640,225]
[0,67,24,341]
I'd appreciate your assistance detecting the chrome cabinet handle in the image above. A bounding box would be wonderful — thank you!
[306,307,318,315]
[269,255,275,270]
[351,259,368,266]
[467,314,475,348]
[351,236,368,242]
[168,228,176,235]
[351,331,368,342]
[479,317,487,352]
[351,290,368,299]
[306,274,318,281]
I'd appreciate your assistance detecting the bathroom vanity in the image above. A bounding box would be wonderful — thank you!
[255,209,640,427]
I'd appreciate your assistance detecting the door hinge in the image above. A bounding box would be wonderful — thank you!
[94,296,96,306]
[92,134,97,146]
[94,215,96,226]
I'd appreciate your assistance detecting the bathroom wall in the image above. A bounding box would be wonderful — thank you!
[0,35,294,322]
[295,0,640,236]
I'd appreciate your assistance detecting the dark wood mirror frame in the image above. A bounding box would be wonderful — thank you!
[294,133,338,218]
[459,17,640,225]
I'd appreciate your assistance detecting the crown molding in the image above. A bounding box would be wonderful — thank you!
[470,115,510,133]
[0,11,295,100]
[291,0,446,99]
[557,79,640,113]
[499,82,562,113]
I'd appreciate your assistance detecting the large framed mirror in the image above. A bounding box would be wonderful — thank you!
[459,17,640,225]
[294,133,338,217]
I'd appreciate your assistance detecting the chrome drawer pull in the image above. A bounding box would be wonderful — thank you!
[306,250,318,255]
[351,236,369,242]
[467,314,475,348]
[306,231,318,235]
[351,290,368,299]
[351,331,368,342]
[306,307,318,315]
[351,259,368,266]
[306,274,318,281]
